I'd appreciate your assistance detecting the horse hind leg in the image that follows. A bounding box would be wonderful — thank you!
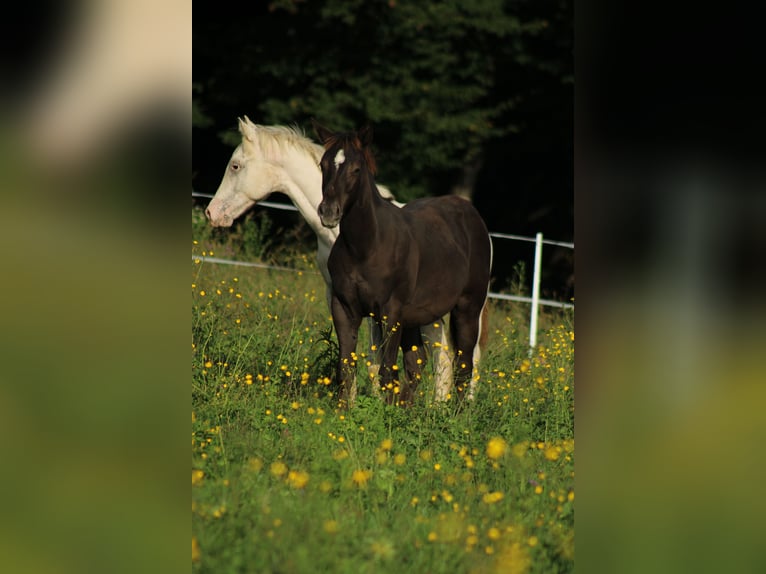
[419,320,453,401]
[449,300,483,401]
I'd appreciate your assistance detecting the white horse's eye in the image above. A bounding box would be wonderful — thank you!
[231,162,240,171]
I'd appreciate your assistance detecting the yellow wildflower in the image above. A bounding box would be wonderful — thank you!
[370,539,396,560]
[192,537,200,562]
[512,441,529,458]
[270,461,288,477]
[544,445,562,461]
[486,437,508,460]
[482,491,504,504]
[351,469,373,488]
[287,470,310,489]
[493,541,530,574]
[332,449,349,461]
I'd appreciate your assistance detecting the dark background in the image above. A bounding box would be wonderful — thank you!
[192,0,573,301]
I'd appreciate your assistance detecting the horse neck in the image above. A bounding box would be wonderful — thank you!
[278,146,338,248]
[339,171,389,257]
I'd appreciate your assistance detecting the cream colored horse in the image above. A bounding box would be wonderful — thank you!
[206,117,462,400]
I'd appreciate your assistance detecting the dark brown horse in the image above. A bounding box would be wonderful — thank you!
[313,121,493,407]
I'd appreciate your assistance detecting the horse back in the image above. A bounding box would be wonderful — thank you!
[399,195,492,295]
[329,194,491,325]
[401,195,491,265]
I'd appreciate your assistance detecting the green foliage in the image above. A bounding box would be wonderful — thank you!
[193,205,305,264]
[191,235,574,573]
[194,0,572,202]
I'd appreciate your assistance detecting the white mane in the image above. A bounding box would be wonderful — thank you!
[241,117,402,206]
[242,119,324,164]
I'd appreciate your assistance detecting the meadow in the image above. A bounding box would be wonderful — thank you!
[192,207,574,573]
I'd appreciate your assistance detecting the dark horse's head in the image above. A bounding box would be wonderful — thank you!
[312,120,377,228]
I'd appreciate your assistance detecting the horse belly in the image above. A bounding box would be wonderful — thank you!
[399,255,469,326]
[399,305,445,327]
[398,290,456,327]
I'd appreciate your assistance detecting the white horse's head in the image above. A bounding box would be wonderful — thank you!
[206,117,295,227]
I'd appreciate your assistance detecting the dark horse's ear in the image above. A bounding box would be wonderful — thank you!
[311,119,334,146]
[358,124,373,147]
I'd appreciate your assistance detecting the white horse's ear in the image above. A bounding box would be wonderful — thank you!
[238,116,256,142]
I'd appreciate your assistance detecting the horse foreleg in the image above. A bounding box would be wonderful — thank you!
[400,327,426,406]
[376,325,403,405]
[331,298,362,408]
[366,318,384,394]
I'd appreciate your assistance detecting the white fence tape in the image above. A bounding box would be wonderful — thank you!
[192,255,317,274]
[192,191,573,346]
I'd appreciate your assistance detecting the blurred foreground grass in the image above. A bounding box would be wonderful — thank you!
[0,2,188,566]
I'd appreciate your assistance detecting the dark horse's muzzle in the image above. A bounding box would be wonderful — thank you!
[318,200,341,228]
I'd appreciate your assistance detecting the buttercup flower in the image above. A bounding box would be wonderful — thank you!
[486,437,508,460]
[351,469,372,488]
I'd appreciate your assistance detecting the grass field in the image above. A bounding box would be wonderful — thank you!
[191,215,574,573]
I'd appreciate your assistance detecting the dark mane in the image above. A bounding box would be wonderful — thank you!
[321,132,377,175]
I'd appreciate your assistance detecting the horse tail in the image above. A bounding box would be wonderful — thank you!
[479,301,490,352]
[478,232,494,352]
[469,288,491,401]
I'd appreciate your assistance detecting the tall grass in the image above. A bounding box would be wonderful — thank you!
[192,221,574,573]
